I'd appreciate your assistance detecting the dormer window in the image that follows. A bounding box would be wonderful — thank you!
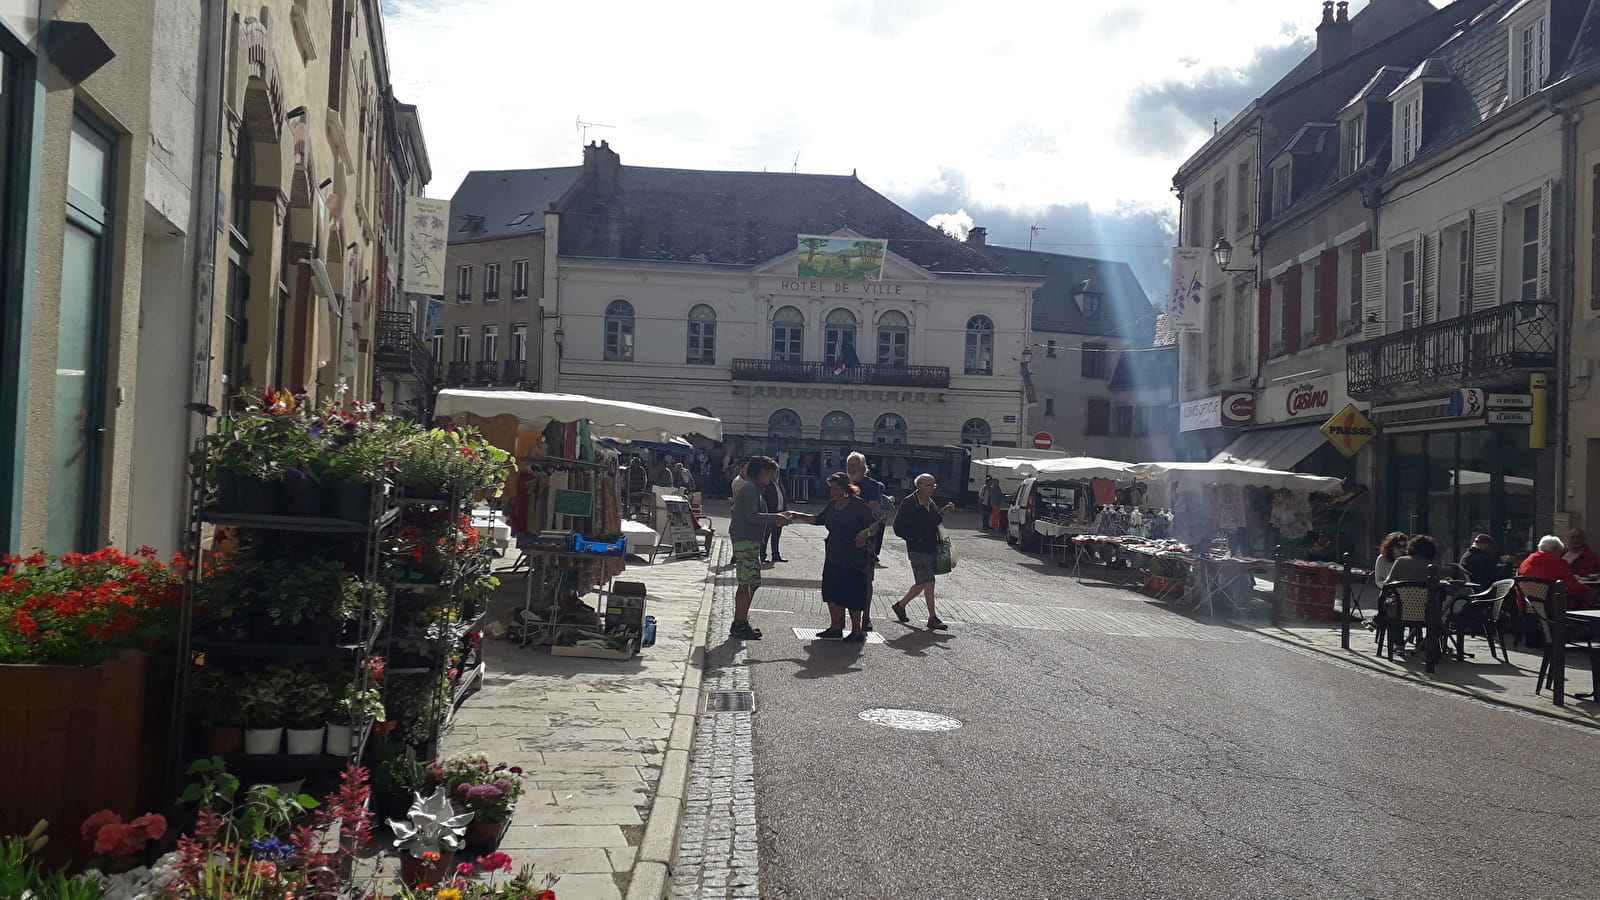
[1343,114,1365,175]
[1272,163,1291,216]
[1392,88,1423,167]
[1506,0,1550,101]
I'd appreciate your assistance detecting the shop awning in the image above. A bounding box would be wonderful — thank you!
[1211,424,1327,472]
[434,389,723,442]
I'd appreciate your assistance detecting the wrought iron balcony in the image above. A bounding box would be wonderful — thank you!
[731,358,950,388]
[502,359,528,383]
[375,310,437,387]
[1346,301,1556,398]
[445,361,473,384]
[472,360,499,382]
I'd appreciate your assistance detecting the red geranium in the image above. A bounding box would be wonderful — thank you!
[1,547,184,666]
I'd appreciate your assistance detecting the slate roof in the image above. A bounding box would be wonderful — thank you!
[1108,345,1177,392]
[554,163,1011,275]
[976,245,1155,342]
[1341,65,1410,111]
[449,167,582,242]
[1260,0,1439,102]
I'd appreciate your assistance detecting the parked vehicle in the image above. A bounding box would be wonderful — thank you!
[964,445,1069,502]
[1006,476,1094,552]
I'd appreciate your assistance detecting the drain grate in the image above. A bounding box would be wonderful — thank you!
[706,690,756,713]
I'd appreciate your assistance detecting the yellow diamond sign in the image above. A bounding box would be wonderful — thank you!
[1322,404,1376,458]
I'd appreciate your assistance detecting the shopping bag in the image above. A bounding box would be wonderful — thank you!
[935,525,956,574]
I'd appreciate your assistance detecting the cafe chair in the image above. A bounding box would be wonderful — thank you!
[1514,578,1594,695]
[1377,581,1434,661]
[1450,578,1514,662]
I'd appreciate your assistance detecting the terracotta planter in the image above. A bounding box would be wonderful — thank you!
[465,820,508,851]
[398,849,455,888]
[205,726,244,755]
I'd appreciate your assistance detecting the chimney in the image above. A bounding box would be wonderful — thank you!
[966,226,987,249]
[1317,1,1353,70]
[583,139,620,202]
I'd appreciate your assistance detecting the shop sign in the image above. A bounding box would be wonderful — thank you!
[1486,392,1533,409]
[1179,393,1254,432]
[1321,404,1376,457]
[1259,374,1348,425]
[1448,388,1485,418]
[1487,409,1533,425]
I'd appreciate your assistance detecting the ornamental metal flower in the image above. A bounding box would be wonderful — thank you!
[386,787,473,856]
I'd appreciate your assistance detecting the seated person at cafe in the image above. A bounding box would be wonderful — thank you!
[1459,533,1503,587]
[1385,534,1439,584]
[1563,529,1600,577]
[1518,534,1594,609]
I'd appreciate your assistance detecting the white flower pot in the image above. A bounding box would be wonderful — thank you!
[285,726,326,755]
[243,727,283,755]
[324,722,354,757]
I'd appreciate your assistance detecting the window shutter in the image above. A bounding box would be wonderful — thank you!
[1471,203,1501,311]
[1537,176,1553,300]
[1420,233,1439,325]
[1592,165,1600,309]
[1318,247,1339,343]
[1257,279,1272,362]
[1361,251,1386,337]
[1284,264,1302,354]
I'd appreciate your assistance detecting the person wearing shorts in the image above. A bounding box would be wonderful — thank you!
[729,456,786,640]
[891,473,954,630]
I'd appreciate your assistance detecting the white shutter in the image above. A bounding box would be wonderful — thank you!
[1361,250,1386,337]
[1422,232,1440,324]
[1471,203,1501,311]
[1537,177,1553,300]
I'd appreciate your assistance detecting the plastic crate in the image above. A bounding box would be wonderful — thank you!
[573,534,627,556]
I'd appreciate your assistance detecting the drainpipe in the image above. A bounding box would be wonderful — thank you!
[1552,95,1579,525]
[187,0,226,448]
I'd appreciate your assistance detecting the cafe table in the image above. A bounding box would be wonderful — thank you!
[1564,608,1600,703]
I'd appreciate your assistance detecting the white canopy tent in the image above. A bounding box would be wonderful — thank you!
[1022,456,1142,481]
[434,389,723,443]
[970,457,1048,473]
[1129,461,1343,493]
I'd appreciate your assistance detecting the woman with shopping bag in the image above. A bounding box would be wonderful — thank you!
[890,473,955,630]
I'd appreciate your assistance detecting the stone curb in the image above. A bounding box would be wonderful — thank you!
[625,541,720,900]
[1244,623,1600,731]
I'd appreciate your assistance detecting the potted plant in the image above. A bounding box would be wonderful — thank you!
[325,416,406,522]
[326,674,385,757]
[460,771,525,850]
[191,666,245,754]
[239,668,291,754]
[386,787,473,888]
[280,668,333,755]
[374,751,432,823]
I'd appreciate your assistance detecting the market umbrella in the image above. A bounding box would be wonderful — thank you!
[1129,460,1343,493]
[434,389,723,443]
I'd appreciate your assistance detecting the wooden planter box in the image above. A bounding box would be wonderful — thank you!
[0,650,149,869]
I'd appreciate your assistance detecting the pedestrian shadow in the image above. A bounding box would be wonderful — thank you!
[883,629,955,657]
[791,640,867,679]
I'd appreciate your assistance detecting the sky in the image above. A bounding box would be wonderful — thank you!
[381,0,1380,301]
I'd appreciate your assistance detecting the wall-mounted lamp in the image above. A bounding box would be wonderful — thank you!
[1211,238,1260,285]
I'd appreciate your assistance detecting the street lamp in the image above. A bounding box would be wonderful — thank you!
[1212,237,1259,284]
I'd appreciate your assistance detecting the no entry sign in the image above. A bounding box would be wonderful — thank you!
[1032,432,1053,450]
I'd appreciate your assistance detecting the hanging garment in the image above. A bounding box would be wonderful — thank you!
[1091,478,1117,505]
[1215,484,1248,530]
[1270,489,1313,537]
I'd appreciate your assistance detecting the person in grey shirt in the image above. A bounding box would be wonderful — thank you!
[729,456,786,640]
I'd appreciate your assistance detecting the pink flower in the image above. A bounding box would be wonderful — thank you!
[129,813,167,840]
[476,852,513,873]
[456,862,476,877]
[80,809,121,841]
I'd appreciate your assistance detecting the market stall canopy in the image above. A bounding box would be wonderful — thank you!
[970,457,1046,473]
[1129,461,1343,493]
[434,390,723,442]
[1023,456,1141,481]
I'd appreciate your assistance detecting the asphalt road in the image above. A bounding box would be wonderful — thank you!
[708,506,1600,900]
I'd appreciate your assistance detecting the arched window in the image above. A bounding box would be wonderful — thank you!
[604,299,635,361]
[824,308,858,365]
[964,315,994,375]
[820,410,854,442]
[690,406,713,418]
[771,305,804,362]
[768,409,802,439]
[686,304,716,365]
[961,418,992,445]
[876,310,909,367]
[874,413,908,445]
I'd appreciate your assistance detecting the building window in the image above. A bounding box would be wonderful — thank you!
[511,323,527,360]
[1207,293,1223,382]
[1273,165,1291,215]
[824,308,858,365]
[873,413,907,445]
[687,303,716,365]
[1515,14,1549,100]
[1114,405,1134,437]
[768,408,802,439]
[1081,341,1108,379]
[482,324,499,362]
[1401,248,1417,329]
[456,264,472,302]
[1132,406,1150,437]
[1344,114,1365,174]
[50,113,116,552]
[960,418,991,445]
[483,263,500,300]
[454,325,470,361]
[1212,176,1227,241]
[820,410,854,442]
[1309,262,1322,340]
[1235,160,1251,232]
[1398,94,1421,165]
[604,298,635,361]
[512,259,530,299]
[1232,282,1250,378]
[1044,398,1056,417]
[430,328,444,361]
[1045,339,1057,358]
[1450,227,1470,319]
[1347,245,1363,326]
[964,315,994,375]
[1187,192,1204,247]
[876,310,909,367]
[1085,399,1110,436]
[1520,202,1540,300]
[772,305,804,361]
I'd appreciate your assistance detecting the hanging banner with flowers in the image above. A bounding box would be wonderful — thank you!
[1169,246,1206,333]
[405,197,451,295]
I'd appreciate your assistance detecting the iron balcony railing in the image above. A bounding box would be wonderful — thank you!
[1346,301,1556,398]
[375,310,436,386]
[502,359,528,383]
[730,358,951,388]
[473,360,500,382]
[446,361,473,384]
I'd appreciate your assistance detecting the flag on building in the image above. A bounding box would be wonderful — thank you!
[1021,359,1037,405]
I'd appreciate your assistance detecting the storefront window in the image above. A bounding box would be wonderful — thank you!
[1384,427,1539,560]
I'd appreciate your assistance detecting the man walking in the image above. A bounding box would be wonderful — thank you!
[729,456,787,640]
[892,473,954,630]
[846,452,886,630]
[979,476,1002,532]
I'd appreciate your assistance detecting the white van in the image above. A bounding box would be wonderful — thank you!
[1006,476,1094,552]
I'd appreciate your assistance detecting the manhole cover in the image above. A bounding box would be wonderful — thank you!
[706,690,755,713]
[858,708,963,731]
[792,628,886,644]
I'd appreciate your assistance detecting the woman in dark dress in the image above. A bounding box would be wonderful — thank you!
[788,472,880,643]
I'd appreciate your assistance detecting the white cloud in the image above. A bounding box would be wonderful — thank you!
[927,209,974,241]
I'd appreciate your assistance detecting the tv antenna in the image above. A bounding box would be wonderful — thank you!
[792,151,800,173]
[576,116,615,145]
[1029,223,1047,250]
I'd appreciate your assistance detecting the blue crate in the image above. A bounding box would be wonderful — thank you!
[572,534,627,556]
